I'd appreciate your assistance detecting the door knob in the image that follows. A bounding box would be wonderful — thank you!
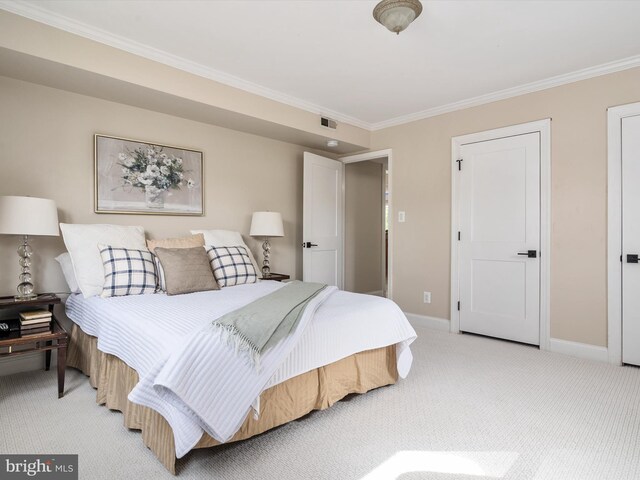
[517,250,537,258]
[302,242,319,248]
[627,254,639,263]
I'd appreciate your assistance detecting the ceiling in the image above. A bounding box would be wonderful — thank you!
[3,0,640,129]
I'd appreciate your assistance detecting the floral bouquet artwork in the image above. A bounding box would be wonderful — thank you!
[95,135,203,215]
[118,145,191,208]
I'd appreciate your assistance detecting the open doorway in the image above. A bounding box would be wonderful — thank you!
[341,149,392,298]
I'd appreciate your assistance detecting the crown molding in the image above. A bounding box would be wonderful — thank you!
[2,1,640,134]
[0,0,371,131]
[370,54,640,130]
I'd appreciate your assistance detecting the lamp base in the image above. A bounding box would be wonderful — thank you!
[15,293,37,301]
[15,235,37,301]
[261,238,271,277]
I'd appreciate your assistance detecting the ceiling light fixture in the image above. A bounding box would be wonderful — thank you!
[327,140,339,148]
[373,0,423,35]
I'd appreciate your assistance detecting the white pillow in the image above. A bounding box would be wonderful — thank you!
[60,223,147,298]
[55,252,80,293]
[190,229,261,275]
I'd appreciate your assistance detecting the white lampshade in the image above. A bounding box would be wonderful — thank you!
[250,212,284,237]
[0,196,59,236]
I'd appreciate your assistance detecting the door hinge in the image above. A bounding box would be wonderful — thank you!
[621,254,623,263]
[457,301,460,311]
[458,231,461,241]
[456,158,463,171]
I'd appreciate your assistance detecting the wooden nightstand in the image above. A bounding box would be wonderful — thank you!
[261,273,290,282]
[0,293,68,398]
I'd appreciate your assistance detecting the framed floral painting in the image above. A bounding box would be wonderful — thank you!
[94,134,204,215]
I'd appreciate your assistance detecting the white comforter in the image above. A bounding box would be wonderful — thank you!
[65,281,416,457]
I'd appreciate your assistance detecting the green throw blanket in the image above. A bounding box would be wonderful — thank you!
[212,281,327,366]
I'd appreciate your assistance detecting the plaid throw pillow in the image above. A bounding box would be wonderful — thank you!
[206,245,258,287]
[99,245,157,297]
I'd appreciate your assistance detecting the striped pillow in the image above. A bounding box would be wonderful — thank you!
[99,245,157,297]
[206,245,258,287]
[152,255,167,291]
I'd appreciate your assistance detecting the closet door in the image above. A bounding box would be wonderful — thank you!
[622,114,640,365]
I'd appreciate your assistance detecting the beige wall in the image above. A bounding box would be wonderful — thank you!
[344,161,384,294]
[0,75,315,297]
[372,67,640,347]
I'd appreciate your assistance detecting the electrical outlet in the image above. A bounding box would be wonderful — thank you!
[423,291,431,304]
[398,211,406,223]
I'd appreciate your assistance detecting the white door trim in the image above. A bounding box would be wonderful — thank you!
[450,119,551,350]
[607,102,640,365]
[340,149,393,299]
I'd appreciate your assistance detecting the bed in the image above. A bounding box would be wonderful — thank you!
[65,280,416,473]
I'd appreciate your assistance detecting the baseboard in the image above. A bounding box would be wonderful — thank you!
[548,337,609,363]
[404,313,450,331]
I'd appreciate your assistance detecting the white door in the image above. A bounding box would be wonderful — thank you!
[458,133,541,345]
[303,152,343,287]
[622,114,640,365]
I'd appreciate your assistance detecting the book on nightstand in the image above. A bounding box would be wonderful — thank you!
[21,326,51,336]
[18,310,52,334]
[19,310,52,322]
[20,310,51,327]
[21,322,51,330]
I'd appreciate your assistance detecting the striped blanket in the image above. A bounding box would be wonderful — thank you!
[150,284,337,444]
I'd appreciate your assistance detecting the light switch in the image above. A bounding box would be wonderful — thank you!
[398,211,406,223]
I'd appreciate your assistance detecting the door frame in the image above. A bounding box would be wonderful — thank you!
[340,149,393,299]
[607,102,640,365]
[450,119,551,350]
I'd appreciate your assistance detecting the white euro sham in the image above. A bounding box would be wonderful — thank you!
[60,223,147,298]
[190,229,261,275]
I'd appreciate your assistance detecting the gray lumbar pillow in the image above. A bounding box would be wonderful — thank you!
[154,246,219,296]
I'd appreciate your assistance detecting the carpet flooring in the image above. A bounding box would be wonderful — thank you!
[1,326,639,479]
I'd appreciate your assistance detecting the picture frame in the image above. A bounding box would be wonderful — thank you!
[94,134,204,216]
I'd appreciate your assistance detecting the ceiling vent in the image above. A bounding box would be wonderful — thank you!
[321,117,337,129]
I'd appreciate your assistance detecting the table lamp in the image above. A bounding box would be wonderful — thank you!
[0,196,59,300]
[249,211,284,278]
